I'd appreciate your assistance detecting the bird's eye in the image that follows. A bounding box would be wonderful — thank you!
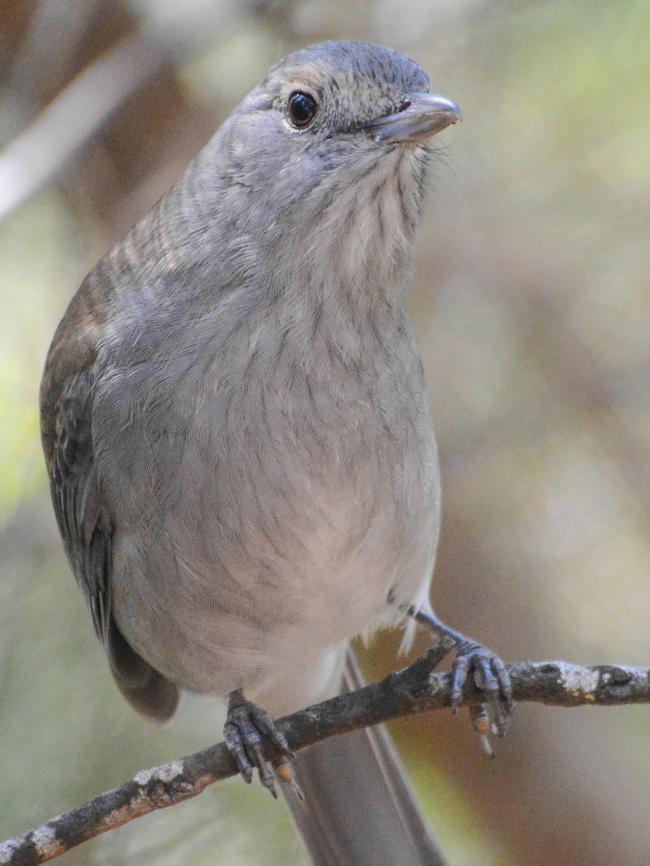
[287,91,317,128]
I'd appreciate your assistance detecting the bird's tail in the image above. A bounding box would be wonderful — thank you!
[284,649,449,866]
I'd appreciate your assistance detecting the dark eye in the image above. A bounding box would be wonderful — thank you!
[287,91,317,128]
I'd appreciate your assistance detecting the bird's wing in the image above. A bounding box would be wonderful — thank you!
[40,283,111,639]
[40,280,179,720]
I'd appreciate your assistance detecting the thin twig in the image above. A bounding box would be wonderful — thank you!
[0,657,647,866]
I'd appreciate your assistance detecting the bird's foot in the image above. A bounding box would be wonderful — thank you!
[450,637,514,752]
[407,606,515,754]
[224,689,300,798]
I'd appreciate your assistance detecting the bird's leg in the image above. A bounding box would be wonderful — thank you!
[406,605,515,753]
[223,689,300,798]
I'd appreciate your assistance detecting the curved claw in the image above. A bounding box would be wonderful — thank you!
[469,705,494,757]
[249,703,296,759]
[402,605,514,752]
[224,692,295,797]
[451,641,514,745]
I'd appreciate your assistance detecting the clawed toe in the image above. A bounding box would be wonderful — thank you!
[451,641,514,745]
[224,690,296,798]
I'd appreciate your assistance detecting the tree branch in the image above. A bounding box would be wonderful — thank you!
[1,656,648,866]
[0,33,168,223]
[0,0,286,224]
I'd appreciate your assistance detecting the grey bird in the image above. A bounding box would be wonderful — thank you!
[40,40,513,865]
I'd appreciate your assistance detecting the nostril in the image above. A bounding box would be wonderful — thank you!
[398,98,411,112]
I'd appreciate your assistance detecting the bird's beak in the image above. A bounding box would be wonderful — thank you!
[365,92,462,144]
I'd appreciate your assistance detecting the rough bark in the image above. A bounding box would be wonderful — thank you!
[1,655,648,866]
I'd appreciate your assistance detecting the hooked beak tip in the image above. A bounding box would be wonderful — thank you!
[367,92,462,145]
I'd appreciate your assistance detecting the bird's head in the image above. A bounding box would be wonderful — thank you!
[200,41,461,290]
[255,40,459,146]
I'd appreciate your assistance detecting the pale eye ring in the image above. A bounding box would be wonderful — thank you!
[287,91,318,128]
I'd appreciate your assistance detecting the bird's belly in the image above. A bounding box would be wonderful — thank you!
[113,438,438,698]
[110,346,440,698]
[256,485,438,679]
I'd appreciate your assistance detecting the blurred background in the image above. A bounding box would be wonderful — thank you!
[1,1,649,863]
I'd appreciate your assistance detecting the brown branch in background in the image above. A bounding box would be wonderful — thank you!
[0,33,168,223]
[0,655,647,866]
[0,0,283,225]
